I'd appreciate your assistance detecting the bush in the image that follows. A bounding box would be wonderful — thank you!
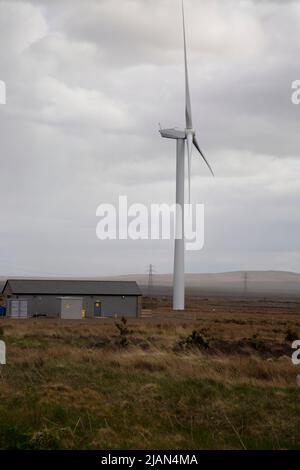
[248,334,269,352]
[285,329,299,343]
[115,317,131,348]
[177,330,209,351]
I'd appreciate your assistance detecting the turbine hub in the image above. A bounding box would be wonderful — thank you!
[185,128,195,138]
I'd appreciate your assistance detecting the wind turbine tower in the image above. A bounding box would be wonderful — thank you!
[160,1,214,310]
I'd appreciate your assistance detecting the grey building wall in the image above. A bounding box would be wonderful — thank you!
[31,295,61,317]
[5,294,140,318]
[83,295,138,318]
[6,295,60,317]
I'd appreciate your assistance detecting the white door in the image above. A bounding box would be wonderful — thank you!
[10,300,28,318]
[10,300,19,318]
[19,300,28,318]
[60,298,82,319]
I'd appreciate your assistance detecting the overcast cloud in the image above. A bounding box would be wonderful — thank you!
[0,0,299,277]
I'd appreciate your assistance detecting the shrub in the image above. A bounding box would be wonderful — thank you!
[115,317,131,348]
[285,329,299,343]
[249,334,265,351]
[177,329,209,351]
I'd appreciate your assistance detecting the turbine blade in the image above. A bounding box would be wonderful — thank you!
[193,136,214,176]
[187,133,193,204]
[182,0,193,129]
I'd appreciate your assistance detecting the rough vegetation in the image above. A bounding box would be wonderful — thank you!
[0,296,300,450]
[114,316,131,348]
[176,329,210,351]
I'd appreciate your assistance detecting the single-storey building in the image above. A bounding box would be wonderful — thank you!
[1,279,142,319]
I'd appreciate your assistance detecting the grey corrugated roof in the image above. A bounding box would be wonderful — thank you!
[3,279,142,296]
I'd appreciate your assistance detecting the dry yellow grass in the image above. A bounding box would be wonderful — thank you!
[0,297,300,449]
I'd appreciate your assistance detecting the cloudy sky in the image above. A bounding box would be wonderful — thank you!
[0,0,299,277]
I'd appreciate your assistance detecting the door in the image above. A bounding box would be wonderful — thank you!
[10,300,20,318]
[60,298,83,319]
[94,301,102,317]
[19,300,28,318]
[10,300,28,318]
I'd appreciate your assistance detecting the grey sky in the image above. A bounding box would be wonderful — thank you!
[0,0,299,277]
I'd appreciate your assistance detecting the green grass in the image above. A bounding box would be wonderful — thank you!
[0,315,299,449]
[1,354,300,449]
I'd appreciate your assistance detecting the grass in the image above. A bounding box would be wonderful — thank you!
[0,298,300,449]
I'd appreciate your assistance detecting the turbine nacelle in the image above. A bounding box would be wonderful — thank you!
[159,128,195,140]
[159,128,186,140]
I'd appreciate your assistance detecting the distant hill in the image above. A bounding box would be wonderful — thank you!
[1,271,300,298]
[102,271,300,298]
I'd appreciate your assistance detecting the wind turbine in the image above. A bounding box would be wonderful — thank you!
[160,0,214,311]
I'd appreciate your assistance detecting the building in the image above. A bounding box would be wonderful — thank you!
[2,279,142,319]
